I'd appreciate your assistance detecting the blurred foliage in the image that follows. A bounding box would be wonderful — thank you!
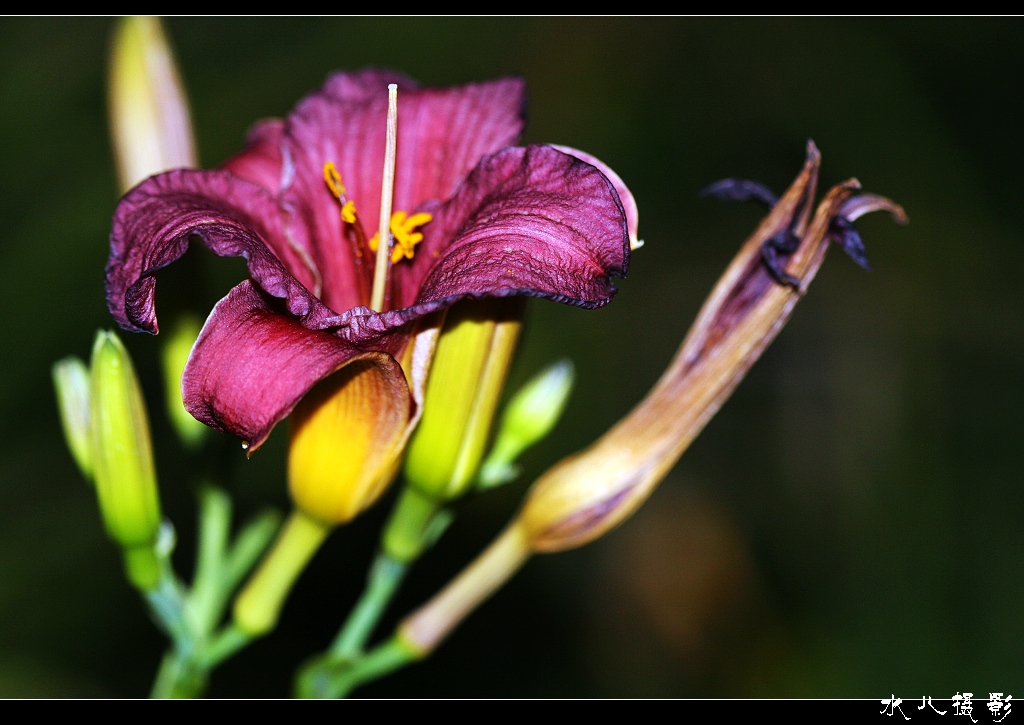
[1,17,1022,697]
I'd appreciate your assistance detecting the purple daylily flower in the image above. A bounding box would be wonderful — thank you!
[106,69,636,490]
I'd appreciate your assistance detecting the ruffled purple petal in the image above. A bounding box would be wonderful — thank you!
[107,169,329,334]
[389,144,630,313]
[549,145,640,248]
[277,70,527,313]
[183,280,409,450]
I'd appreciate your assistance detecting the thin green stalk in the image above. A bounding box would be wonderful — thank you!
[331,553,408,658]
[187,487,231,634]
[150,650,207,699]
[297,636,418,699]
[145,565,191,650]
[222,509,283,592]
[202,623,251,668]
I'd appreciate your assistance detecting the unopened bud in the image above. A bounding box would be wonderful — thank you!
[89,331,162,588]
[404,298,524,502]
[53,357,93,480]
[478,359,574,489]
[162,314,207,449]
[108,16,197,193]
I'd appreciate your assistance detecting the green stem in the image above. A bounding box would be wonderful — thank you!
[233,510,331,636]
[145,494,279,698]
[297,636,418,699]
[187,487,231,634]
[146,562,203,698]
[330,486,452,659]
[222,509,283,592]
[150,650,207,699]
[202,623,251,668]
[331,553,407,658]
[145,566,191,649]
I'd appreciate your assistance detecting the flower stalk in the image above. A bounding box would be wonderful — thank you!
[233,510,331,636]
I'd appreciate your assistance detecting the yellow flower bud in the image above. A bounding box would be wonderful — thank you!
[108,16,197,193]
[382,299,522,563]
[287,354,413,527]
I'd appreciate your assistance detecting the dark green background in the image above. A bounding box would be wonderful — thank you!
[1,17,1021,698]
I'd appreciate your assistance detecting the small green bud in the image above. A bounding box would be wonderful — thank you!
[89,331,163,566]
[53,357,93,480]
[477,359,575,489]
[162,314,207,449]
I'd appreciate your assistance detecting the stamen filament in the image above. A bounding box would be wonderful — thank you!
[370,84,398,312]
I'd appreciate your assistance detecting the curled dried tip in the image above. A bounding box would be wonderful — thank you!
[839,192,909,225]
[828,191,906,273]
[704,161,905,281]
[700,178,779,207]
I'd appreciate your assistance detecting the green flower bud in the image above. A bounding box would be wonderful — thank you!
[403,298,524,502]
[384,299,522,563]
[52,356,93,480]
[162,314,208,449]
[477,359,575,489]
[89,331,163,589]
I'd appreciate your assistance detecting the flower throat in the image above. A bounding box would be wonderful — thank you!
[322,84,431,312]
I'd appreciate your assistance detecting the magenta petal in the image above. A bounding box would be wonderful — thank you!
[222,119,287,195]
[391,145,630,312]
[107,169,328,334]
[278,70,526,312]
[183,280,405,450]
[320,68,422,102]
[550,145,640,247]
